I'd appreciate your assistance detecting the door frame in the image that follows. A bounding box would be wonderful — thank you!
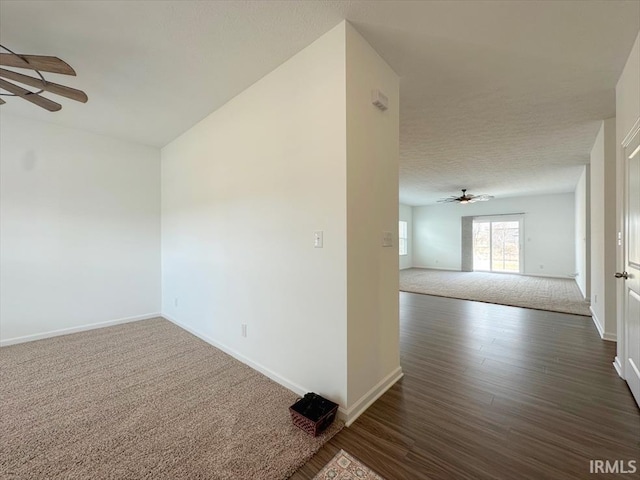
[472,214,525,274]
[615,117,640,379]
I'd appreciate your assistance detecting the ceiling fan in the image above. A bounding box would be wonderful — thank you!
[437,189,494,204]
[0,44,88,112]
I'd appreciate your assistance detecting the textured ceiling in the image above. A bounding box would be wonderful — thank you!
[1,1,638,205]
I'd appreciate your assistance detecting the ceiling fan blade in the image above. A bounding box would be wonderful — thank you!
[0,78,62,111]
[0,54,76,75]
[474,195,494,201]
[0,68,87,103]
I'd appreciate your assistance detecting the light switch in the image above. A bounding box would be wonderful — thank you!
[314,231,323,248]
[382,231,393,247]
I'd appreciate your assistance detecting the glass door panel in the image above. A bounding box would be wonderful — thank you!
[473,219,522,273]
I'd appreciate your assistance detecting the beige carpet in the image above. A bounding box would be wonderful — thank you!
[400,268,591,316]
[313,450,385,480]
[0,318,342,479]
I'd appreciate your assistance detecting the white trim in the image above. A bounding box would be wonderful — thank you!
[163,314,402,427]
[627,357,640,380]
[343,366,404,427]
[399,220,408,256]
[590,306,605,337]
[589,307,617,342]
[472,215,525,274]
[0,313,160,347]
[162,314,318,406]
[412,266,459,271]
[620,117,640,147]
[410,267,575,280]
[519,272,576,280]
[614,356,624,378]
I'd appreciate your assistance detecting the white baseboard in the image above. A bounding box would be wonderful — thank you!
[519,272,575,280]
[589,307,617,342]
[162,314,320,406]
[614,356,624,379]
[343,366,404,427]
[162,314,402,426]
[590,307,605,336]
[411,265,459,272]
[0,313,161,347]
[409,267,572,280]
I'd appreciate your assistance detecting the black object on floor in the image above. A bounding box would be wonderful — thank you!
[289,392,339,437]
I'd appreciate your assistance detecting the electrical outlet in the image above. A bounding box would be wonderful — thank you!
[174,297,179,307]
[594,294,598,303]
[241,324,247,337]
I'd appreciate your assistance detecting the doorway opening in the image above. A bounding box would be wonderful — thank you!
[473,216,523,273]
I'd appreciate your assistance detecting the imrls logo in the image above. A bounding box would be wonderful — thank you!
[590,460,637,474]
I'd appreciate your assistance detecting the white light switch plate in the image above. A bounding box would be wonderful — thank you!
[314,231,323,248]
[382,231,393,247]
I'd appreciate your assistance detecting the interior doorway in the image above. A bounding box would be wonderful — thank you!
[618,123,640,408]
[473,216,523,273]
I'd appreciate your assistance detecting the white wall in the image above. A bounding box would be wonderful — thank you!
[162,24,349,404]
[616,33,639,149]
[345,23,401,409]
[162,22,401,418]
[575,166,590,299]
[399,204,413,269]
[590,119,617,339]
[615,32,640,371]
[0,114,161,344]
[413,193,576,277]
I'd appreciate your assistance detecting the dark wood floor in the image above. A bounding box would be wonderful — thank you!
[291,293,640,480]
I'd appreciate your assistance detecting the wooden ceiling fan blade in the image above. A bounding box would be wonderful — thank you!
[0,79,61,111]
[0,68,87,103]
[0,54,76,75]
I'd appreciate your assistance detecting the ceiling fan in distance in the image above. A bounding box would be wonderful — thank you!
[437,189,494,204]
[0,44,87,112]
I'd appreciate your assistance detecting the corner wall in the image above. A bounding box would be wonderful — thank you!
[161,22,401,421]
[412,193,576,277]
[590,119,617,340]
[575,165,590,299]
[0,114,161,345]
[161,23,349,405]
[345,22,401,414]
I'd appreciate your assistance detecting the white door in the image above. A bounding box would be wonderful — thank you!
[620,124,640,407]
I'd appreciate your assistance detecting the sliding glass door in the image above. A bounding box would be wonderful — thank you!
[472,216,523,273]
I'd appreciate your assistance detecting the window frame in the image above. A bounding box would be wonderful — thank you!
[399,221,408,256]
[472,215,524,273]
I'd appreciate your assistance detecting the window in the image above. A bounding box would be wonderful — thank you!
[399,221,408,256]
[472,216,523,273]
